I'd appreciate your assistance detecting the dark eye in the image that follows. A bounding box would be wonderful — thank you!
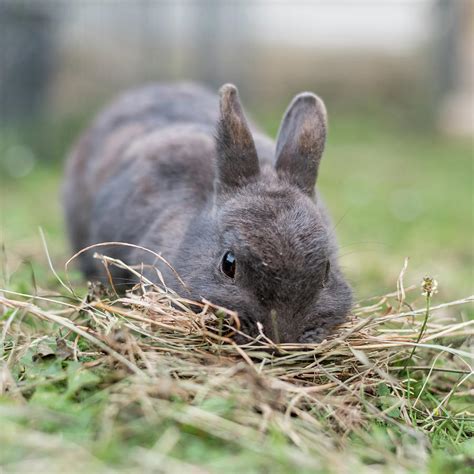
[221,251,236,279]
[323,260,331,285]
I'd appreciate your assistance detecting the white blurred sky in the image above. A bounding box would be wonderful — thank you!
[250,0,431,51]
[64,0,433,54]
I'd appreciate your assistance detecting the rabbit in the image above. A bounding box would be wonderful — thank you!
[63,82,352,343]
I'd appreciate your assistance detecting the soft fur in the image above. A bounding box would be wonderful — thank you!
[63,82,352,343]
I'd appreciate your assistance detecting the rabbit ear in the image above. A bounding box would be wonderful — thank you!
[216,84,260,192]
[275,93,327,196]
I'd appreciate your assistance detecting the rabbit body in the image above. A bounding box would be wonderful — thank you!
[63,82,352,343]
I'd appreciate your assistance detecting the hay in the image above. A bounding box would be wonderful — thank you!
[0,252,473,471]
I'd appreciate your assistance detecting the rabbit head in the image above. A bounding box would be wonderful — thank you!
[178,84,352,343]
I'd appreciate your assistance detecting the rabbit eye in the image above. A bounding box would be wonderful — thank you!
[221,251,236,279]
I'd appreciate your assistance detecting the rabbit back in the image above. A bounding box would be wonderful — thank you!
[63,82,273,279]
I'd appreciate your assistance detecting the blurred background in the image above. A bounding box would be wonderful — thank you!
[0,0,472,301]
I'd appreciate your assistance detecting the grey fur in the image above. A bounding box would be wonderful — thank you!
[63,82,352,343]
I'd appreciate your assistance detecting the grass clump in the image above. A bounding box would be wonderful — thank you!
[0,254,472,473]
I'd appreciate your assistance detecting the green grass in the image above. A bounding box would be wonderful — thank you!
[1,281,472,474]
[1,112,473,473]
[0,276,472,473]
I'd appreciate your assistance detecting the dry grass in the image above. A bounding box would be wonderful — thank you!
[0,252,473,473]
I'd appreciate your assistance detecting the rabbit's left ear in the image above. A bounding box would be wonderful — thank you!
[275,93,327,196]
[216,84,260,193]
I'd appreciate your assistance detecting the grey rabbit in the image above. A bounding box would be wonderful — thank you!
[63,82,352,343]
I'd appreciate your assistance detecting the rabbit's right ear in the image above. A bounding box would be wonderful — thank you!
[275,93,327,196]
[215,84,260,193]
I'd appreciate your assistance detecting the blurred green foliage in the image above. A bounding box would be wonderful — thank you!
[1,109,472,299]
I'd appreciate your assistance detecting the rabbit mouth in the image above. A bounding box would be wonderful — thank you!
[229,313,335,345]
[299,328,329,344]
[231,322,331,345]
